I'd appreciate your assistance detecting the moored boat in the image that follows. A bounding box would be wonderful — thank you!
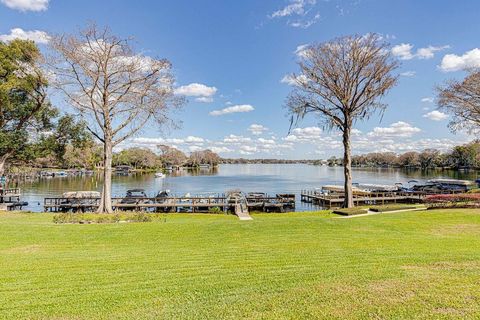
[320,185,371,195]
[354,183,399,192]
[426,179,476,192]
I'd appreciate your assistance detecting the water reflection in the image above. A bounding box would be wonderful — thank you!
[15,164,479,212]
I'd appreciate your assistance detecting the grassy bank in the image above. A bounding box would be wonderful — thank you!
[1,209,479,319]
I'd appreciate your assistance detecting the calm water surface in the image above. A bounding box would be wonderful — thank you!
[14,164,479,212]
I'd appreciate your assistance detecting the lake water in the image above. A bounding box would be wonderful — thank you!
[13,164,480,212]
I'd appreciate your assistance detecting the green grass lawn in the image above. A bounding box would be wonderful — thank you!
[1,209,480,319]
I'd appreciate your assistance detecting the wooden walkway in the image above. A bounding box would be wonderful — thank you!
[230,193,253,220]
[235,203,252,220]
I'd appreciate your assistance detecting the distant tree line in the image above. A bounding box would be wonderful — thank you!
[221,158,314,164]
[10,143,222,171]
[350,141,480,170]
[112,146,221,170]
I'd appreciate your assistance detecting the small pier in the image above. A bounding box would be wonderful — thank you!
[300,189,459,208]
[0,188,28,211]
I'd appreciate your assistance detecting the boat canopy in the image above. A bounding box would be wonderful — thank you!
[356,183,399,192]
[62,191,100,198]
[427,179,475,186]
[322,185,371,195]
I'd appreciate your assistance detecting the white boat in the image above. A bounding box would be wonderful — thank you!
[320,185,371,195]
[427,179,474,187]
[155,172,166,178]
[355,183,399,192]
[62,191,101,198]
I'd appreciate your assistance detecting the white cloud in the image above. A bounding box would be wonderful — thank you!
[130,135,204,148]
[0,28,50,44]
[392,43,414,60]
[400,71,416,77]
[295,44,309,58]
[174,83,217,101]
[209,104,254,116]
[292,127,322,136]
[248,124,268,135]
[285,126,322,142]
[195,97,213,103]
[440,48,480,72]
[258,138,275,144]
[270,0,316,18]
[423,110,448,121]
[368,121,421,138]
[209,146,233,154]
[280,74,308,86]
[113,55,166,74]
[289,13,321,28]
[223,134,251,144]
[131,137,166,145]
[239,145,257,155]
[392,43,449,60]
[416,45,450,59]
[184,136,205,144]
[421,97,434,103]
[353,137,462,154]
[188,145,203,152]
[269,0,319,28]
[1,0,48,11]
[351,129,362,136]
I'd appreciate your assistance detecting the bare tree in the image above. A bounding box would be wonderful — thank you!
[50,25,184,212]
[157,145,187,166]
[437,70,480,134]
[286,34,399,208]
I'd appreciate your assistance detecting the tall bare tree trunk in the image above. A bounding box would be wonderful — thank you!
[0,153,10,177]
[343,126,354,208]
[97,137,114,213]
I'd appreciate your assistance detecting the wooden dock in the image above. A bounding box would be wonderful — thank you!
[0,188,21,202]
[300,189,458,208]
[0,188,27,211]
[44,192,296,219]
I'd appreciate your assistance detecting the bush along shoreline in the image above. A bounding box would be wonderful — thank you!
[53,212,156,224]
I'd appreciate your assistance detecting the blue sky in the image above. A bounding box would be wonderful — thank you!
[1,0,479,159]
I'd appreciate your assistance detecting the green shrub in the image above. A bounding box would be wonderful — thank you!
[369,205,423,212]
[96,216,109,223]
[209,206,222,214]
[129,212,152,222]
[53,213,80,224]
[53,212,153,224]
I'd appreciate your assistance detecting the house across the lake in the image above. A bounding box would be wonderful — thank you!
[114,165,132,175]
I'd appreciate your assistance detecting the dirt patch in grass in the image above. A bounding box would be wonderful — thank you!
[431,224,480,236]
[332,208,368,216]
[433,306,467,317]
[3,244,42,254]
[402,260,480,274]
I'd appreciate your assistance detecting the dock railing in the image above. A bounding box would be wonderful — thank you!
[0,188,21,203]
